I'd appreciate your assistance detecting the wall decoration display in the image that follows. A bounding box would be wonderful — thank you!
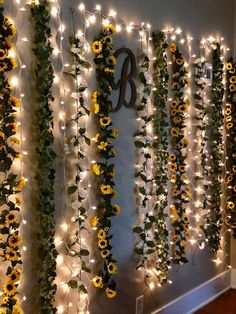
[31,1,58,312]
[91,23,119,298]
[0,4,24,313]
[168,41,191,264]
[225,58,236,237]
[202,43,224,252]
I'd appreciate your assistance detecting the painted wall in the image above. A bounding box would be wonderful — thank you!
[5,1,235,313]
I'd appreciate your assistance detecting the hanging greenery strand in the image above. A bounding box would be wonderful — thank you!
[151,30,170,284]
[31,1,58,312]
[168,42,191,264]
[91,23,119,299]
[225,58,236,237]
[202,43,224,252]
[0,4,24,313]
[133,41,155,278]
[65,34,91,297]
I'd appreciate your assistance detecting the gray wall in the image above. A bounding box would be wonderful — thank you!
[5,1,235,314]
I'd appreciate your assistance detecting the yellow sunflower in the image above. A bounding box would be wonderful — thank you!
[101,249,110,258]
[229,84,236,92]
[176,58,184,65]
[9,268,21,282]
[170,174,177,183]
[107,24,115,34]
[92,164,103,175]
[107,262,118,274]
[180,165,186,172]
[233,185,236,192]
[100,116,111,127]
[113,204,120,215]
[0,131,5,140]
[171,128,179,137]
[12,305,23,314]
[183,216,189,224]
[109,55,117,65]
[0,309,6,314]
[226,115,232,122]
[180,240,187,248]
[112,128,118,137]
[226,122,233,129]
[227,201,234,209]
[169,154,176,161]
[6,212,17,224]
[98,141,109,150]
[183,77,190,85]
[169,163,177,172]
[92,40,102,54]
[9,137,20,145]
[3,280,16,296]
[90,102,99,114]
[100,184,113,194]
[106,287,117,298]
[97,229,106,239]
[92,276,103,288]
[230,76,236,84]
[173,116,182,124]
[8,234,22,248]
[225,108,232,115]
[5,248,18,261]
[171,109,177,116]
[16,177,25,191]
[226,62,233,71]
[0,49,6,60]
[172,190,178,197]
[171,82,178,89]
[90,216,99,228]
[169,42,176,52]
[98,238,108,249]
[178,104,187,113]
[170,101,178,108]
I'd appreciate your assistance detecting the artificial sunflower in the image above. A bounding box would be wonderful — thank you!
[3,280,16,296]
[6,212,17,224]
[226,62,233,71]
[0,49,6,60]
[98,238,108,249]
[107,262,117,274]
[5,248,18,261]
[113,204,120,215]
[0,131,5,140]
[226,115,232,122]
[180,165,186,172]
[226,122,233,129]
[98,141,109,150]
[225,108,232,115]
[169,42,177,52]
[178,104,187,113]
[90,216,99,228]
[8,234,22,248]
[9,137,20,145]
[104,67,114,73]
[176,58,184,65]
[112,128,118,137]
[171,82,178,89]
[101,249,110,258]
[183,77,190,85]
[227,202,235,210]
[100,116,111,127]
[173,116,182,124]
[169,163,177,172]
[109,55,117,65]
[90,102,99,114]
[171,128,179,137]
[0,309,6,314]
[170,174,177,183]
[180,240,187,248]
[12,305,23,314]
[8,268,21,282]
[229,84,236,92]
[92,164,103,175]
[230,76,236,84]
[170,100,178,108]
[183,216,189,224]
[15,177,25,191]
[171,109,177,116]
[100,184,113,195]
[92,276,103,288]
[106,287,116,298]
[98,229,106,239]
[172,190,178,197]
[107,23,115,34]
[9,57,17,68]
[92,40,102,54]
[169,154,176,161]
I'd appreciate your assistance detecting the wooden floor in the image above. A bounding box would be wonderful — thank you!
[196,289,236,314]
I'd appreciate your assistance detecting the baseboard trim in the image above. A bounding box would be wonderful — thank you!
[151,270,231,314]
[231,268,236,289]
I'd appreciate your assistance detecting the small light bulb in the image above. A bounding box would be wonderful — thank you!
[79,3,85,11]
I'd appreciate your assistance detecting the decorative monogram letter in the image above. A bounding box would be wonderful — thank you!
[110,48,137,112]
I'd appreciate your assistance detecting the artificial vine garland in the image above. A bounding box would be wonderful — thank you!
[91,24,119,298]
[0,5,24,314]
[168,42,191,264]
[151,30,170,283]
[65,34,91,298]
[31,1,58,312]
[202,43,224,252]
[225,58,236,237]
[133,45,156,279]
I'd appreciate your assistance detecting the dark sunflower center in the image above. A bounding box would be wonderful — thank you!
[8,215,14,220]
[11,274,16,280]
[7,284,13,290]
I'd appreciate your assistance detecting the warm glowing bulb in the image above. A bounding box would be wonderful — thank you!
[109,9,117,17]
[89,15,96,24]
[51,6,58,17]
[79,3,85,11]
[149,282,155,289]
[10,76,19,87]
[58,306,64,313]
[95,4,101,11]
[116,24,121,32]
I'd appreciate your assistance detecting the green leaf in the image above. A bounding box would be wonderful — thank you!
[68,185,78,195]
[133,227,143,234]
[67,280,78,289]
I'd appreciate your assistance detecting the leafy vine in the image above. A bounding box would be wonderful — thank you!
[202,43,224,252]
[91,24,119,298]
[65,34,91,297]
[169,42,191,264]
[0,5,24,314]
[31,1,58,312]
[152,30,170,283]
[225,58,236,237]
